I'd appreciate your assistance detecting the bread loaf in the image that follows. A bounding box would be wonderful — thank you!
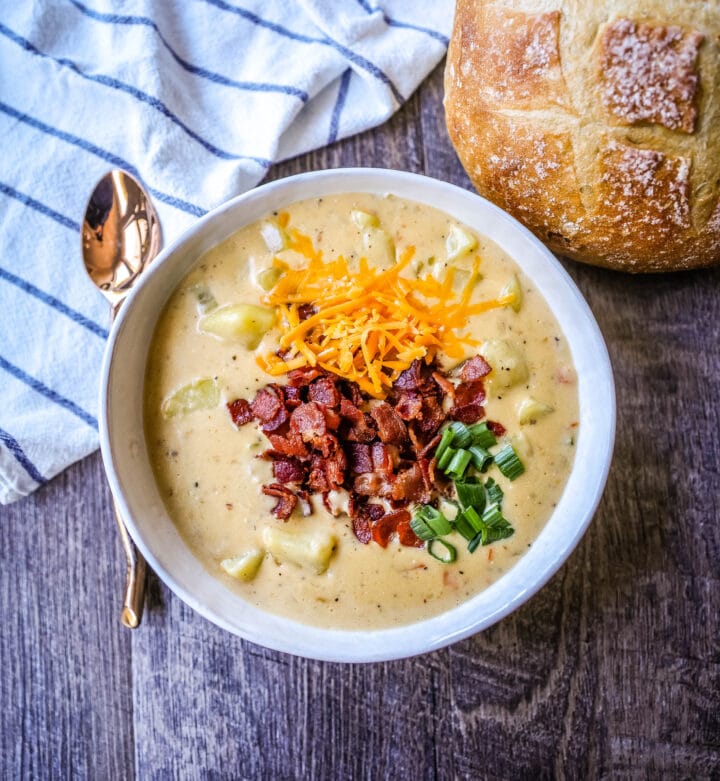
[444,1,720,271]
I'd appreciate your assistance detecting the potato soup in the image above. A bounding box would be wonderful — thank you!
[144,193,578,630]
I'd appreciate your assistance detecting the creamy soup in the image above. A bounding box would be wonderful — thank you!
[144,194,578,630]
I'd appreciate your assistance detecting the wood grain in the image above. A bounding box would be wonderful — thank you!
[1,61,719,780]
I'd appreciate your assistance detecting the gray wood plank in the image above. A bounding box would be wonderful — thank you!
[0,452,135,780]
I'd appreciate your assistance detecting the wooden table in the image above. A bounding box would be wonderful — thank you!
[2,63,719,780]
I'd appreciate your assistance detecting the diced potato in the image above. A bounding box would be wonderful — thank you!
[351,209,380,229]
[190,283,218,314]
[446,224,478,261]
[256,267,283,292]
[220,549,265,582]
[199,304,275,349]
[511,431,533,459]
[501,274,523,313]
[161,378,219,419]
[518,396,554,425]
[362,227,395,268]
[481,339,529,389]
[260,220,290,253]
[262,527,337,574]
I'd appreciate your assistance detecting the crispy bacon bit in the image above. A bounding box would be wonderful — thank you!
[227,398,253,427]
[309,376,341,408]
[352,516,372,544]
[287,366,323,386]
[262,483,298,520]
[371,441,395,474]
[371,513,397,548]
[460,355,492,382]
[487,420,506,437]
[297,303,317,321]
[348,443,373,474]
[370,402,408,445]
[266,432,309,460]
[392,463,430,504]
[353,472,387,497]
[251,387,283,423]
[417,396,445,434]
[396,513,424,547]
[451,403,485,424]
[290,402,327,443]
[455,380,486,408]
[283,385,303,407]
[432,371,455,400]
[395,391,423,421]
[272,457,306,484]
[260,405,289,433]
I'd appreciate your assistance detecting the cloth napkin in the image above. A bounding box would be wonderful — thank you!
[0,0,453,504]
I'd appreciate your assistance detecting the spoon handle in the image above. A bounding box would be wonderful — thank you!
[112,498,147,628]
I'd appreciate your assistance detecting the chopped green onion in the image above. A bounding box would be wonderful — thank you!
[468,422,497,449]
[481,504,506,527]
[410,513,436,541]
[494,444,525,480]
[435,427,455,462]
[468,533,483,554]
[468,445,493,472]
[416,506,452,536]
[485,477,504,506]
[449,421,472,448]
[462,506,484,534]
[485,525,514,544]
[446,449,472,479]
[428,539,457,564]
[453,512,476,541]
[455,478,486,513]
[437,445,457,472]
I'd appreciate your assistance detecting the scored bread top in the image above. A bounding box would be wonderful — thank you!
[444,0,720,271]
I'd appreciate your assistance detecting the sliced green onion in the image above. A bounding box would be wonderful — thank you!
[494,444,525,480]
[416,506,452,536]
[485,525,514,544]
[437,445,457,472]
[435,427,455,462]
[446,449,472,479]
[468,422,497,449]
[449,421,472,448]
[485,477,504,506]
[462,506,484,534]
[455,478,486,513]
[468,445,493,472]
[410,514,436,541]
[428,539,457,564]
[481,504,506,527]
[453,512,476,541]
[468,533,483,554]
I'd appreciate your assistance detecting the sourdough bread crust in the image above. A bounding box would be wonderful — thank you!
[444,0,720,271]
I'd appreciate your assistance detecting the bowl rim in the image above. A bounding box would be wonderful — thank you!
[99,167,616,662]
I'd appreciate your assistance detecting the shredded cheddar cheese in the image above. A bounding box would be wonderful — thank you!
[257,221,512,398]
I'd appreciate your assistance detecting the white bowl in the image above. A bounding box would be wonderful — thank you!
[100,168,615,662]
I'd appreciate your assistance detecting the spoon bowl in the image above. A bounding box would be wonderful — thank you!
[83,170,161,313]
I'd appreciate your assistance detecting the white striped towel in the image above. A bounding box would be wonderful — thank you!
[0,0,453,504]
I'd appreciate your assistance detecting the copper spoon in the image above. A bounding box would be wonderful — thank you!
[82,170,162,628]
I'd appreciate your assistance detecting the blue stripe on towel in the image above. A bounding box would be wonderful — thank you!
[328,69,351,144]
[0,22,272,167]
[353,0,449,45]
[0,101,206,218]
[0,268,109,340]
[0,355,98,430]
[202,0,405,104]
[67,0,309,102]
[0,182,80,232]
[0,427,47,485]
